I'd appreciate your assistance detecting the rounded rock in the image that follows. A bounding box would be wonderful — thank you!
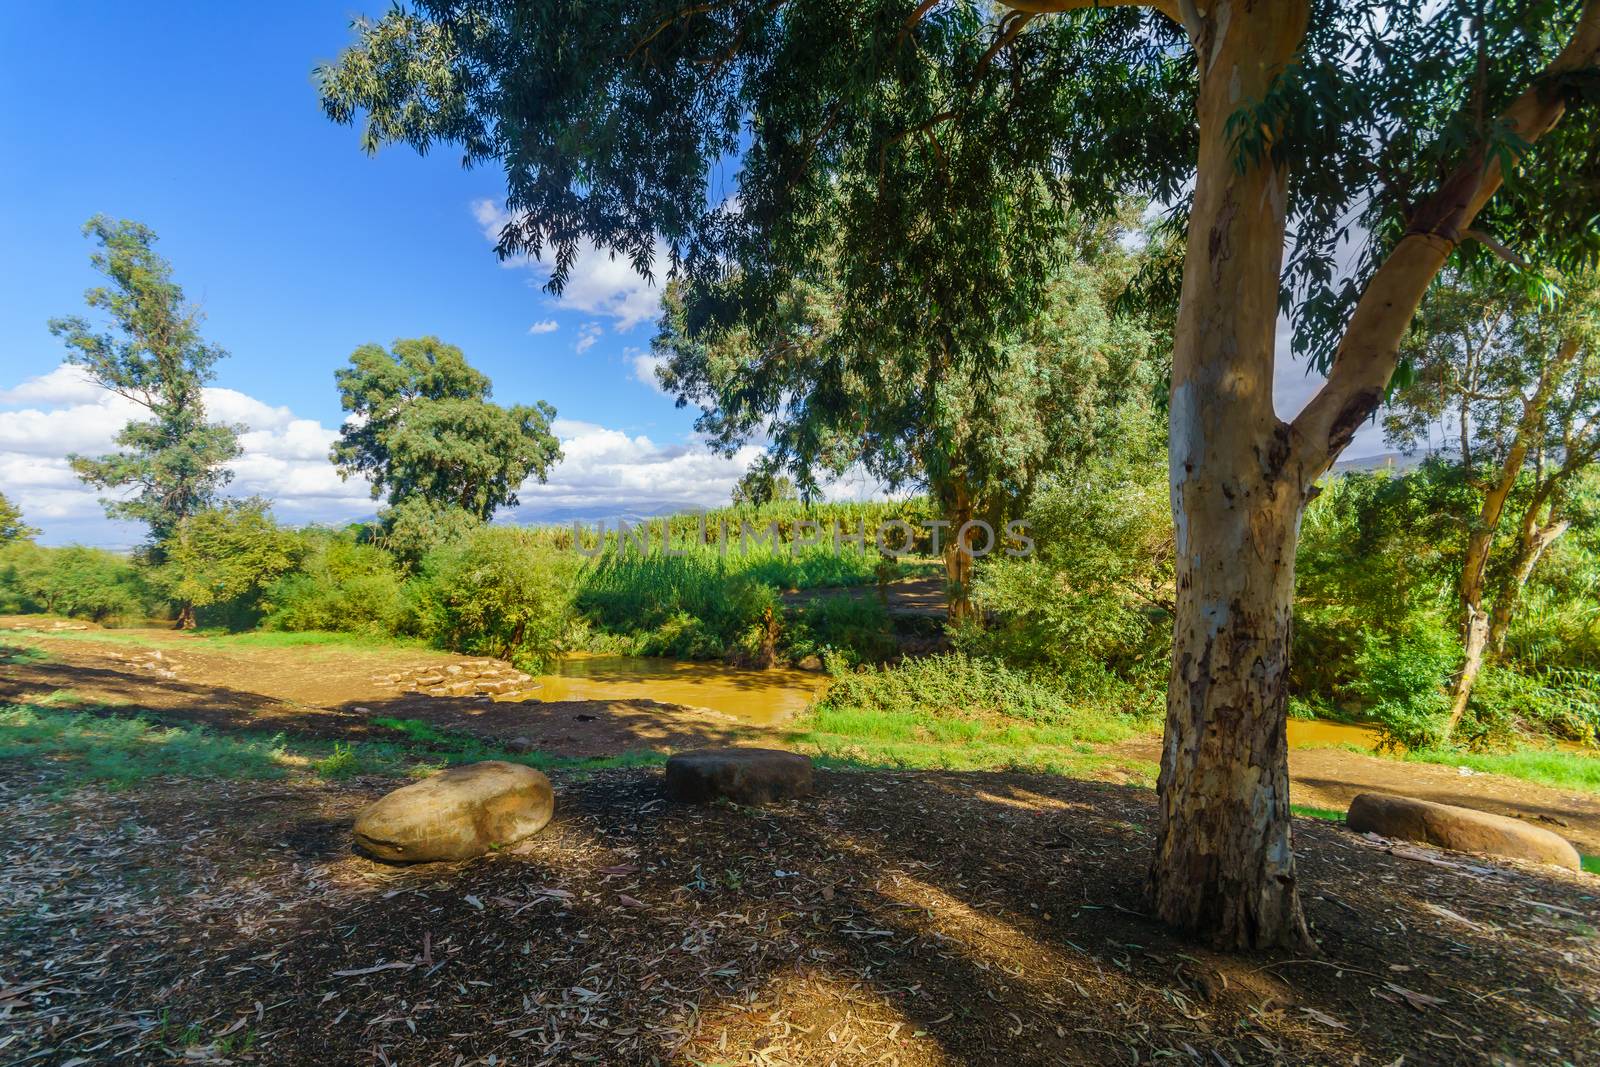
[1347,792,1580,870]
[353,760,554,863]
[665,748,813,805]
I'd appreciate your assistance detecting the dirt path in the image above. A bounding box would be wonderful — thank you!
[1112,736,1600,856]
[0,621,777,758]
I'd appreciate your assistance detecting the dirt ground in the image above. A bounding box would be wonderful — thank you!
[4,621,1600,1064]
[2,764,1597,1065]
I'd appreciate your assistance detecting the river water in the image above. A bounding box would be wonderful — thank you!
[529,654,1389,748]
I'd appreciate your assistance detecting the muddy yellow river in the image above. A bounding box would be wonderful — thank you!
[530,655,1390,748]
[528,655,826,726]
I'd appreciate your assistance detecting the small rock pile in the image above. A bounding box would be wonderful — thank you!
[373,660,539,700]
[114,648,179,680]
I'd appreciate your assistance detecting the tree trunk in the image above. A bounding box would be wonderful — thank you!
[1028,0,1600,953]
[1444,338,1578,737]
[175,602,197,630]
[1487,514,1568,656]
[941,481,976,624]
[1147,1,1316,952]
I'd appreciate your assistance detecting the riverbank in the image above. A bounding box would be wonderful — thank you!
[4,618,1598,853]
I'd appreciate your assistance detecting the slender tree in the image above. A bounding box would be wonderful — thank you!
[319,0,1600,949]
[51,217,242,628]
[1388,269,1600,735]
[331,337,563,548]
[0,492,38,545]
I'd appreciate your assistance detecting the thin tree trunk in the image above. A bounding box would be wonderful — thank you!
[1147,0,1316,952]
[1445,338,1579,736]
[942,483,976,624]
[1487,513,1569,656]
[175,602,197,630]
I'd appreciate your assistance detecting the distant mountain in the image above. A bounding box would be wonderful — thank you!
[1330,450,1430,474]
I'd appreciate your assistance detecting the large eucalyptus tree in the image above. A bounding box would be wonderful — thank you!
[319,0,1600,949]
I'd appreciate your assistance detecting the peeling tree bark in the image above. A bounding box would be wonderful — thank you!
[1147,0,1316,953]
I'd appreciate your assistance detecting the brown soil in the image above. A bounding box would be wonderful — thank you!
[783,575,950,619]
[0,622,770,758]
[2,764,1596,1065]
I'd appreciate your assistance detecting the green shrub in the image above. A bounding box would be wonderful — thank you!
[406,525,578,668]
[264,529,405,634]
[1469,664,1600,746]
[314,741,361,779]
[1351,620,1458,750]
[785,593,897,666]
[0,542,153,622]
[964,451,1171,689]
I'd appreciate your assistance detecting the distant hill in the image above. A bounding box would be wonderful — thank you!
[1330,450,1430,474]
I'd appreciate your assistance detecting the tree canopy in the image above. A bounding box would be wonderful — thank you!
[51,217,242,557]
[330,336,562,525]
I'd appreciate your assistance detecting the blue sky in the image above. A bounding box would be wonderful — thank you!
[0,2,783,545]
[0,3,1390,546]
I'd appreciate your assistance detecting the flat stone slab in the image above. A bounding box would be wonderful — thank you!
[665,748,813,805]
[1347,792,1580,870]
[353,760,554,863]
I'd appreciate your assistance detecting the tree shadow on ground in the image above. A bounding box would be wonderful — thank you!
[6,764,1596,1065]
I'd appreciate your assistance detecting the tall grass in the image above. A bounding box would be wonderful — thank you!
[789,653,1158,776]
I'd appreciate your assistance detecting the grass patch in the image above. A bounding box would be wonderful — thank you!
[0,700,664,791]
[1402,746,1600,794]
[1291,804,1346,822]
[1583,855,1599,875]
[788,653,1155,779]
[0,701,290,788]
[1,643,49,665]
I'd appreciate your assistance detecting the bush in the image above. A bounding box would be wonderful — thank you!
[785,593,897,667]
[406,525,578,669]
[1350,619,1458,750]
[965,450,1171,689]
[263,529,406,635]
[575,548,796,659]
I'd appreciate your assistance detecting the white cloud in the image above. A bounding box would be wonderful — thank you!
[0,361,794,543]
[574,322,603,354]
[0,361,377,546]
[0,363,103,407]
[626,346,668,394]
[472,199,662,331]
[527,319,559,335]
[507,418,765,521]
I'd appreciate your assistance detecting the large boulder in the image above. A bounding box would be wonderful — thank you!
[1347,792,1580,870]
[353,761,554,863]
[665,748,813,805]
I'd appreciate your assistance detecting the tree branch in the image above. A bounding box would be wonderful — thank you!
[1004,0,1179,23]
[1289,0,1600,479]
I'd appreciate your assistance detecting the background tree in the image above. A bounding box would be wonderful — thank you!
[330,336,562,561]
[154,499,300,630]
[657,233,1155,618]
[729,467,798,509]
[51,216,243,628]
[0,493,38,544]
[1388,269,1600,736]
[319,0,1600,950]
